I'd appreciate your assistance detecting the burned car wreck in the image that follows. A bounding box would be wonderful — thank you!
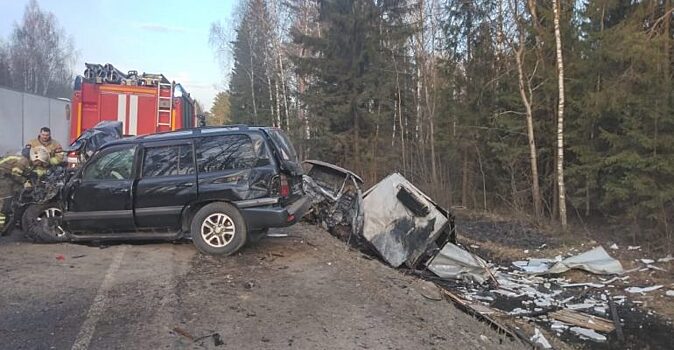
[303,162,456,269]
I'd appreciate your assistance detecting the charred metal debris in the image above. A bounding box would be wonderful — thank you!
[301,161,672,349]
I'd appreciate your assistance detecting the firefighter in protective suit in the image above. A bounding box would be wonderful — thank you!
[24,127,64,166]
[0,147,50,232]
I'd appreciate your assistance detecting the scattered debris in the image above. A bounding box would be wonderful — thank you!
[546,247,624,275]
[530,327,552,349]
[609,243,619,250]
[71,254,86,259]
[512,258,557,274]
[267,233,289,238]
[625,285,664,294]
[627,246,641,250]
[657,254,674,263]
[665,290,674,297]
[427,242,491,283]
[549,309,615,333]
[412,279,442,301]
[55,254,65,261]
[512,247,624,275]
[640,258,655,264]
[570,327,607,342]
[173,326,194,341]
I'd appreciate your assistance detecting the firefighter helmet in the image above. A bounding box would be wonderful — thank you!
[30,146,50,164]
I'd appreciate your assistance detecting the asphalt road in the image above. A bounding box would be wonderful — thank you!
[0,223,525,350]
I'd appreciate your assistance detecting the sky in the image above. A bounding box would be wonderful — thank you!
[0,0,237,110]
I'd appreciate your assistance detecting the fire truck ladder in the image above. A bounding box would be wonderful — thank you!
[156,81,174,131]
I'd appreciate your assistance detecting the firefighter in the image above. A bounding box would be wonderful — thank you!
[0,153,31,231]
[24,127,64,166]
[0,147,50,232]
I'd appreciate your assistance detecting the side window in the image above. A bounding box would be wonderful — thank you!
[196,135,256,173]
[83,146,135,180]
[142,144,194,178]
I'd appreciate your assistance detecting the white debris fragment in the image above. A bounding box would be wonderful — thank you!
[628,245,641,250]
[508,308,528,315]
[570,327,607,342]
[512,259,554,274]
[665,290,674,297]
[472,295,495,302]
[625,285,664,294]
[530,328,552,349]
[640,258,655,264]
[551,321,569,331]
[601,276,628,284]
[546,247,624,275]
[493,289,522,298]
[657,254,674,263]
[470,244,480,249]
[427,243,491,283]
[524,249,529,254]
[561,282,605,288]
[266,233,289,238]
[609,243,619,250]
[593,306,607,315]
[534,299,552,307]
[566,303,595,310]
[646,264,667,272]
[479,334,489,342]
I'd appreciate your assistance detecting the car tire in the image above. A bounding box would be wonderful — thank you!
[23,203,69,243]
[190,202,247,256]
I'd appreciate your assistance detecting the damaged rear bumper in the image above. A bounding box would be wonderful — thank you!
[241,196,312,231]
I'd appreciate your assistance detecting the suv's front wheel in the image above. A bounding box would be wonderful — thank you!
[23,203,69,243]
[190,202,247,256]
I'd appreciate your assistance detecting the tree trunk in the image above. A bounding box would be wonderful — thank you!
[552,0,568,229]
[514,42,542,219]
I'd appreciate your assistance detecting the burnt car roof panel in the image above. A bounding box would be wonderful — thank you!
[303,160,364,184]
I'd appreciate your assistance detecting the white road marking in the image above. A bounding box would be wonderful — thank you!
[71,246,126,350]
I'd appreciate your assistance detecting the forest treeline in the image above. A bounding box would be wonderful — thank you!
[214,0,673,246]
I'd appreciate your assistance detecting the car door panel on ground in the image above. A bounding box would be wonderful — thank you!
[195,134,259,202]
[134,142,197,229]
[64,145,137,232]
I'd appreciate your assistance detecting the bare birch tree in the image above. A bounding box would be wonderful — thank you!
[552,0,567,228]
[506,0,543,219]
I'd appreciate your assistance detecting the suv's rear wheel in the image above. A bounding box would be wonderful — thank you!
[190,202,247,256]
[23,203,68,243]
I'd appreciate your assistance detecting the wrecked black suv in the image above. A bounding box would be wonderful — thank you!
[24,125,310,256]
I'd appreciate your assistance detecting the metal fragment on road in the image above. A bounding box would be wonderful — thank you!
[570,327,607,342]
[545,246,624,275]
[530,328,552,349]
[427,242,491,283]
[625,285,664,294]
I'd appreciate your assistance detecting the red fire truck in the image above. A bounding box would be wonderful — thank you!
[69,63,196,142]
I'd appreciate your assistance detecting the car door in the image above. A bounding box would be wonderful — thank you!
[194,134,258,202]
[63,144,137,232]
[134,141,197,228]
